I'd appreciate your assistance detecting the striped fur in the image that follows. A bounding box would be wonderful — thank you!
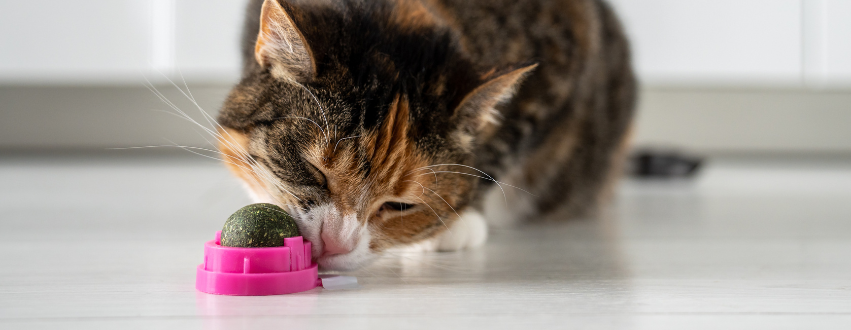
[217,0,635,270]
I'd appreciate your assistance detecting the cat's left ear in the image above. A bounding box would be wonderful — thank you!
[255,0,317,83]
[452,63,538,135]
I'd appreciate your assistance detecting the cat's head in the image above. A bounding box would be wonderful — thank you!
[217,0,534,270]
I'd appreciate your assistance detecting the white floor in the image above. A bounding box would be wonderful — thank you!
[1,154,850,329]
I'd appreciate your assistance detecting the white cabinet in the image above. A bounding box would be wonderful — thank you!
[804,0,851,88]
[609,0,803,87]
[0,0,151,84]
[174,0,247,83]
[0,0,247,85]
[0,0,848,88]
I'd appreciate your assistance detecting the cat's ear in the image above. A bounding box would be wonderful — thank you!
[255,0,317,83]
[453,63,538,134]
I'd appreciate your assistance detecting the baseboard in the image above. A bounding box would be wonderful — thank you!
[633,88,851,154]
[2,85,850,155]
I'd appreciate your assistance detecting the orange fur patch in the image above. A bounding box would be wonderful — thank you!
[363,95,460,247]
[300,96,429,223]
[217,128,265,196]
[364,95,429,197]
[303,94,453,248]
[391,0,440,30]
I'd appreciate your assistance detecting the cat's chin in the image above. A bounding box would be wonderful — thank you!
[315,229,377,271]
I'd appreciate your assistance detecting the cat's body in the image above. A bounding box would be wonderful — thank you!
[217,0,635,270]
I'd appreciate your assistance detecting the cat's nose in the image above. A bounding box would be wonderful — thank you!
[321,230,354,256]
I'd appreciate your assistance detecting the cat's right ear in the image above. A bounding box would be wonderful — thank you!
[255,0,317,83]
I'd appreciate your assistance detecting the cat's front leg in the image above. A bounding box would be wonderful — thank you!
[388,210,488,254]
[435,210,488,252]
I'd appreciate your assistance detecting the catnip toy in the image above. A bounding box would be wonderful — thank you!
[220,203,299,247]
[195,204,357,295]
[195,203,320,295]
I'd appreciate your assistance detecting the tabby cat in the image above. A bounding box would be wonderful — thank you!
[216,0,635,270]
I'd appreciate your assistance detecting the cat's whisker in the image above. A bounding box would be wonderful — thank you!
[157,143,250,170]
[413,196,452,234]
[403,166,432,175]
[404,166,439,184]
[144,84,239,157]
[295,83,330,146]
[176,116,303,203]
[153,67,221,131]
[109,144,242,163]
[145,82,240,163]
[333,135,362,154]
[113,141,271,194]
[420,171,535,197]
[143,76,305,203]
[176,68,196,102]
[253,203,302,216]
[143,80,224,146]
[403,180,462,220]
[150,109,237,155]
[147,73,205,126]
[246,160,305,203]
[146,73,249,164]
[155,139,257,172]
[417,164,510,206]
[220,144,281,194]
[273,115,327,142]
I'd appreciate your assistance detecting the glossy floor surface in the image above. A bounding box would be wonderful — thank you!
[1,154,850,329]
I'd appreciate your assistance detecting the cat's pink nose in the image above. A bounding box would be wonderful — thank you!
[321,231,353,256]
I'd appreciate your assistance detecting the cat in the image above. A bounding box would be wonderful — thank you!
[216,0,635,270]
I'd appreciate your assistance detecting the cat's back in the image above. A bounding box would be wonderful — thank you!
[434,0,636,219]
[433,0,613,70]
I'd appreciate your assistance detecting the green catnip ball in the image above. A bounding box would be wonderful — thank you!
[220,203,300,247]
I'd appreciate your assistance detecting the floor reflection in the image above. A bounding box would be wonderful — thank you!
[195,289,319,330]
[350,213,631,287]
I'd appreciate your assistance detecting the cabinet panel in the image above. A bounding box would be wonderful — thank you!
[0,0,151,84]
[804,0,851,87]
[824,1,851,84]
[609,0,803,87]
[174,0,249,83]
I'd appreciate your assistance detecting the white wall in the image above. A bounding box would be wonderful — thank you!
[609,0,802,87]
[0,0,152,84]
[609,0,851,89]
[173,0,246,83]
[803,0,851,88]
[0,0,248,85]
[1,0,849,88]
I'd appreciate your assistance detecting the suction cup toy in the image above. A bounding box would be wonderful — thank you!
[196,230,320,295]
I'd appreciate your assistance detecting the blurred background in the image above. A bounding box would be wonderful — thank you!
[1,0,850,155]
[2,2,851,327]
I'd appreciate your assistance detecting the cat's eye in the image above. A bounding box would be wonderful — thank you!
[304,161,327,187]
[381,201,416,212]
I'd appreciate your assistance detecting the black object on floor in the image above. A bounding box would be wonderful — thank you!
[628,149,703,178]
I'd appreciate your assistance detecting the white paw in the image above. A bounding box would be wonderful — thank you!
[436,210,488,252]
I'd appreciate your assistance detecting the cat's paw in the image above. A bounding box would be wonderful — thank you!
[436,210,488,252]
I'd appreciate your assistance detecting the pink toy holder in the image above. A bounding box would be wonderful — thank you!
[196,231,321,295]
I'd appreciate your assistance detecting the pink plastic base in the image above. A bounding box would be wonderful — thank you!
[195,231,321,296]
